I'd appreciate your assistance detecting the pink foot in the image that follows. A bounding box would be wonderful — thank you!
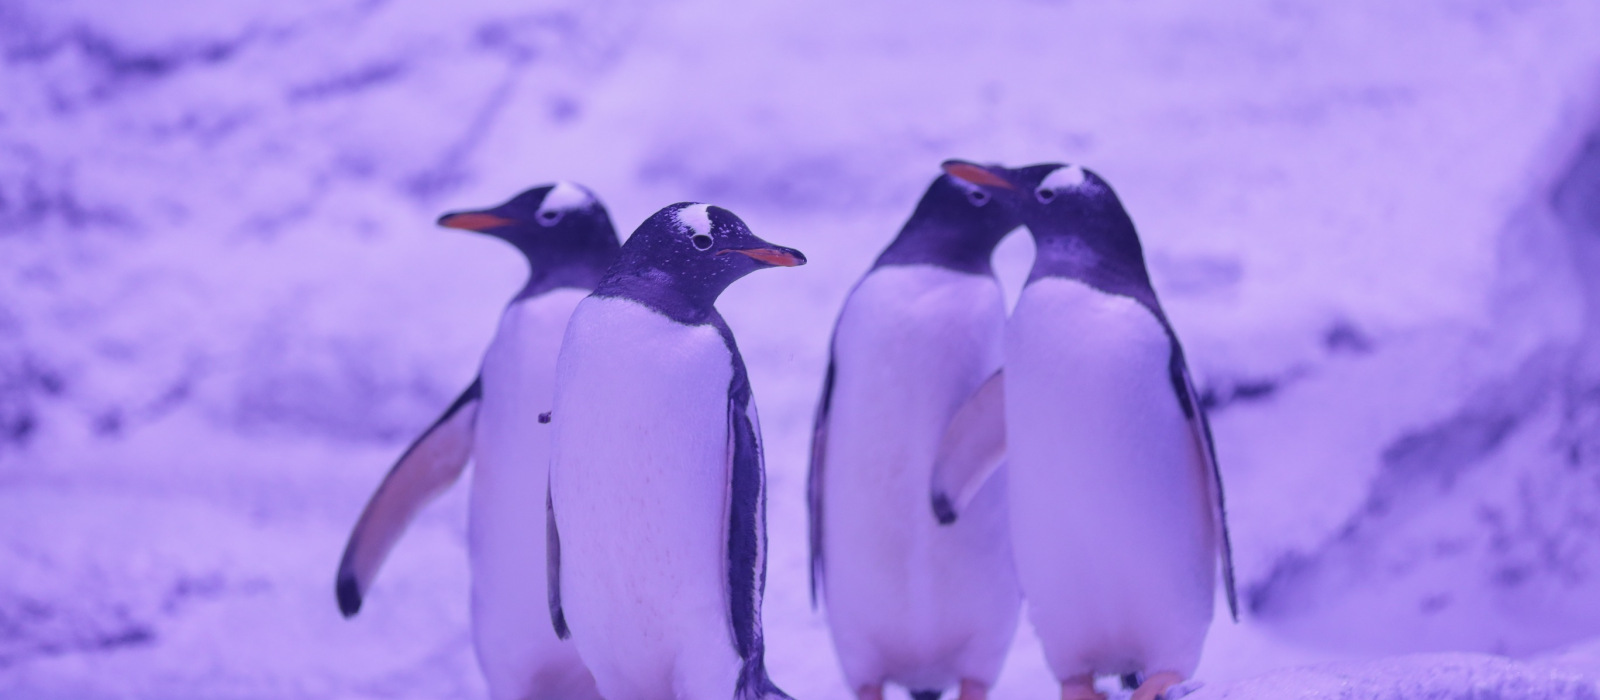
[1061,675,1105,700]
[1130,671,1183,700]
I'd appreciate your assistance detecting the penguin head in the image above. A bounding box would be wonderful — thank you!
[873,167,1023,274]
[596,203,806,323]
[942,160,1150,288]
[437,181,621,264]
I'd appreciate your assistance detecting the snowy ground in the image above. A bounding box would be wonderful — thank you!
[5,0,1600,698]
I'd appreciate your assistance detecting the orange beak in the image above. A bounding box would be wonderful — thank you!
[438,212,517,231]
[722,247,806,267]
[941,161,1015,190]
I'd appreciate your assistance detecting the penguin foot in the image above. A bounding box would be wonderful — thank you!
[856,683,884,700]
[1129,671,1183,700]
[1060,675,1105,700]
[956,679,987,700]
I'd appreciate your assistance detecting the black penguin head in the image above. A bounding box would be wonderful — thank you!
[873,167,1022,274]
[438,182,620,261]
[595,203,806,324]
[943,160,1154,296]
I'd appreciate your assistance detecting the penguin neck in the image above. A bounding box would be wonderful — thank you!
[1026,227,1164,318]
[873,219,1000,276]
[593,267,725,326]
[514,250,612,301]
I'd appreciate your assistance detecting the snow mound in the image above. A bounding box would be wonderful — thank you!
[1188,653,1599,700]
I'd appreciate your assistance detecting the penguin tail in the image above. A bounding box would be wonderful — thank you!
[910,691,942,700]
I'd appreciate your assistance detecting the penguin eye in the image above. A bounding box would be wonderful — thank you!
[966,189,990,207]
[691,233,713,251]
[1035,188,1056,203]
[538,210,564,227]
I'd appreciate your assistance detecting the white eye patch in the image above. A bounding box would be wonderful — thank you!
[676,203,713,239]
[1039,165,1087,192]
[1035,165,1088,204]
[536,181,594,226]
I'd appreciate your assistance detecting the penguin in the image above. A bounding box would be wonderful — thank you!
[807,170,1024,700]
[935,161,1238,700]
[335,182,619,700]
[545,203,803,700]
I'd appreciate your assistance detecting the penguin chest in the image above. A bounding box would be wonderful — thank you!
[466,289,588,663]
[472,288,587,501]
[822,266,1019,674]
[549,297,736,663]
[1004,278,1214,659]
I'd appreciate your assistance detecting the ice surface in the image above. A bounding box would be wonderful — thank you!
[5,0,1600,698]
[1186,653,1599,700]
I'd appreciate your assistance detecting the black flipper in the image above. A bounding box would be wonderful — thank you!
[335,377,482,617]
[1167,338,1240,622]
[714,315,793,700]
[547,476,570,639]
[929,369,1007,525]
[806,348,837,609]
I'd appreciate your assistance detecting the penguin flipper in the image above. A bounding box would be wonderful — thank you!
[806,352,837,609]
[1169,344,1240,622]
[930,368,1007,525]
[335,377,481,617]
[725,346,769,666]
[547,479,570,639]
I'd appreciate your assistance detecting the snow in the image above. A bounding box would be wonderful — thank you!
[5,0,1600,698]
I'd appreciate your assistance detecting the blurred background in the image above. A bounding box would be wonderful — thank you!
[4,0,1600,697]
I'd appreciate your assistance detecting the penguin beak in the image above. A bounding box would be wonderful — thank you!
[941,160,1015,190]
[438,211,517,231]
[721,245,807,267]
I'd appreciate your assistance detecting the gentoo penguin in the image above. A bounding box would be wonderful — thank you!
[336,182,619,700]
[545,203,803,700]
[808,170,1023,700]
[936,161,1238,700]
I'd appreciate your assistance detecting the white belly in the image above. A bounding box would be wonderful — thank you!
[1005,277,1215,680]
[549,296,741,700]
[821,266,1021,690]
[468,287,599,700]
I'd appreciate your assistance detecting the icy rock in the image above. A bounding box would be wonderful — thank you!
[1188,653,1599,700]
[1239,99,1600,656]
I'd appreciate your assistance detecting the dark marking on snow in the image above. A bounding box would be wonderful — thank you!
[910,690,942,700]
[1553,133,1600,235]
[0,147,137,233]
[1199,377,1280,412]
[1419,593,1452,614]
[1247,346,1563,621]
[288,61,407,103]
[0,354,69,452]
[538,412,551,424]
[1323,320,1374,355]
[0,596,157,669]
[0,20,288,112]
[92,409,124,437]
